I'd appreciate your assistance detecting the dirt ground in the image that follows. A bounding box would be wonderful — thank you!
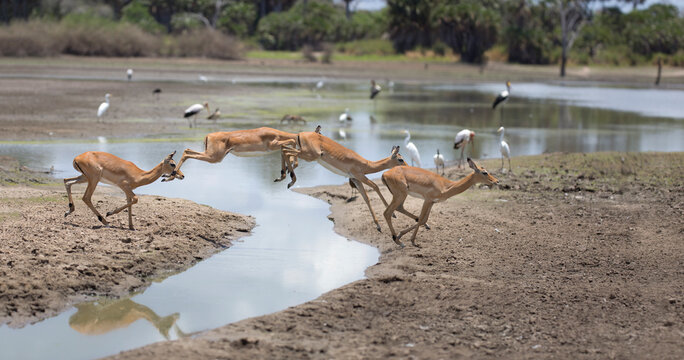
[0,156,254,328]
[104,152,683,359]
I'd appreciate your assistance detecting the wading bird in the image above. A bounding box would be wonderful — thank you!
[97,94,110,123]
[492,81,511,124]
[453,129,475,168]
[64,151,177,230]
[433,149,445,175]
[382,158,498,247]
[184,102,209,128]
[370,79,382,99]
[339,108,352,122]
[497,126,512,173]
[126,69,133,81]
[403,130,421,167]
[207,108,221,123]
[152,88,162,100]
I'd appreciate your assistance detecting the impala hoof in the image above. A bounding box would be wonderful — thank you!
[424,224,431,230]
[376,225,382,233]
[106,211,112,217]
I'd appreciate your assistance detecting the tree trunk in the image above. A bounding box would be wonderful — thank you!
[655,58,662,86]
[345,0,351,20]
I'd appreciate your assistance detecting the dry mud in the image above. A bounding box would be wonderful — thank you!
[106,152,683,359]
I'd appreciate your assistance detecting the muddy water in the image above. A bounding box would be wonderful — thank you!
[0,80,682,359]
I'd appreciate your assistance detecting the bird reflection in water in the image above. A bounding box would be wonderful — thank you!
[69,298,182,339]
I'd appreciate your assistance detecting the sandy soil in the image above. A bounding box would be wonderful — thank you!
[105,152,683,359]
[0,156,254,328]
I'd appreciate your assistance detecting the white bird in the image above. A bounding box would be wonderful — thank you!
[184,102,209,128]
[126,69,133,81]
[339,108,352,122]
[338,128,347,140]
[315,80,324,90]
[433,149,445,175]
[492,81,511,124]
[198,75,208,83]
[97,93,110,122]
[370,79,382,99]
[403,130,421,167]
[497,126,512,173]
[453,129,475,168]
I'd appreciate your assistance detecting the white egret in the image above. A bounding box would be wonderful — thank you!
[126,69,133,81]
[433,149,445,175]
[97,94,110,123]
[497,126,512,173]
[403,130,421,167]
[453,129,475,168]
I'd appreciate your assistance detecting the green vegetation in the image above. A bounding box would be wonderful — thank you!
[0,0,682,70]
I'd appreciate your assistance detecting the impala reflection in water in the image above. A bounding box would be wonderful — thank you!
[69,298,181,339]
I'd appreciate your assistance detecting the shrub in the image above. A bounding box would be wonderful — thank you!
[0,20,65,56]
[122,0,165,34]
[336,39,395,56]
[217,1,258,38]
[302,44,317,62]
[171,29,244,60]
[433,1,500,63]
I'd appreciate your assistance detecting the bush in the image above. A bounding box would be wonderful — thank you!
[122,0,165,34]
[433,1,500,63]
[217,1,258,38]
[171,29,244,60]
[0,19,244,60]
[258,0,345,50]
[336,39,395,56]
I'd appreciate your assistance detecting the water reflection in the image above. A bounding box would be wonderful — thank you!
[69,298,180,339]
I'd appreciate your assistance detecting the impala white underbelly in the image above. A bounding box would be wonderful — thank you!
[407,190,426,200]
[232,150,276,157]
[317,159,349,177]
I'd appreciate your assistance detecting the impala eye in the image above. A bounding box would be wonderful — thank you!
[170,163,176,168]
[482,171,488,176]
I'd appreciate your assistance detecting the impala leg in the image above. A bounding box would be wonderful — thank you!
[397,201,434,247]
[82,177,108,226]
[163,147,229,181]
[350,178,382,232]
[383,190,407,247]
[359,175,389,207]
[280,147,299,188]
[64,175,87,217]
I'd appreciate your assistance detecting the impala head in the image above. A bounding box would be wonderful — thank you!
[390,145,406,166]
[467,158,498,186]
[162,151,177,176]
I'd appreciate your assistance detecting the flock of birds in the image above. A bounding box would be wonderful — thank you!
[97,69,513,173]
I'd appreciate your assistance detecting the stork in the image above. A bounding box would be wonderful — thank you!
[492,81,511,125]
[152,88,162,100]
[339,108,352,122]
[97,94,110,123]
[453,129,475,169]
[184,102,209,128]
[433,149,445,175]
[497,126,512,173]
[403,130,421,167]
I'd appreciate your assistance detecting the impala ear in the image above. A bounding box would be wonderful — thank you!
[167,151,176,160]
[467,157,478,171]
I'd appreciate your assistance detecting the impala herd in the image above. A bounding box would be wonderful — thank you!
[65,126,498,247]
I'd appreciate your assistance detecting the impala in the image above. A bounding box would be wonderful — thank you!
[382,158,498,247]
[161,127,300,183]
[279,131,405,232]
[64,151,177,230]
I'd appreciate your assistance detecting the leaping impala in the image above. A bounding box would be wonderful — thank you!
[280,131,405,232]
[382,158,498,247]
[64,151,177,230]
[161,127,300,184]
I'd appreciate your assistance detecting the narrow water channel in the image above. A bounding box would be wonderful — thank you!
[0,141,379,360]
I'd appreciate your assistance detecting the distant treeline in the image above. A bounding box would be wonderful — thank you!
[1,0,683,69]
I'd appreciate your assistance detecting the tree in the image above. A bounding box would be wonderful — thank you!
[387,0,437,53]
[555,0,592,77]
[433,0,500,63]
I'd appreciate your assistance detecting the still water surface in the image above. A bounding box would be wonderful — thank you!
[0,81,682,359]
